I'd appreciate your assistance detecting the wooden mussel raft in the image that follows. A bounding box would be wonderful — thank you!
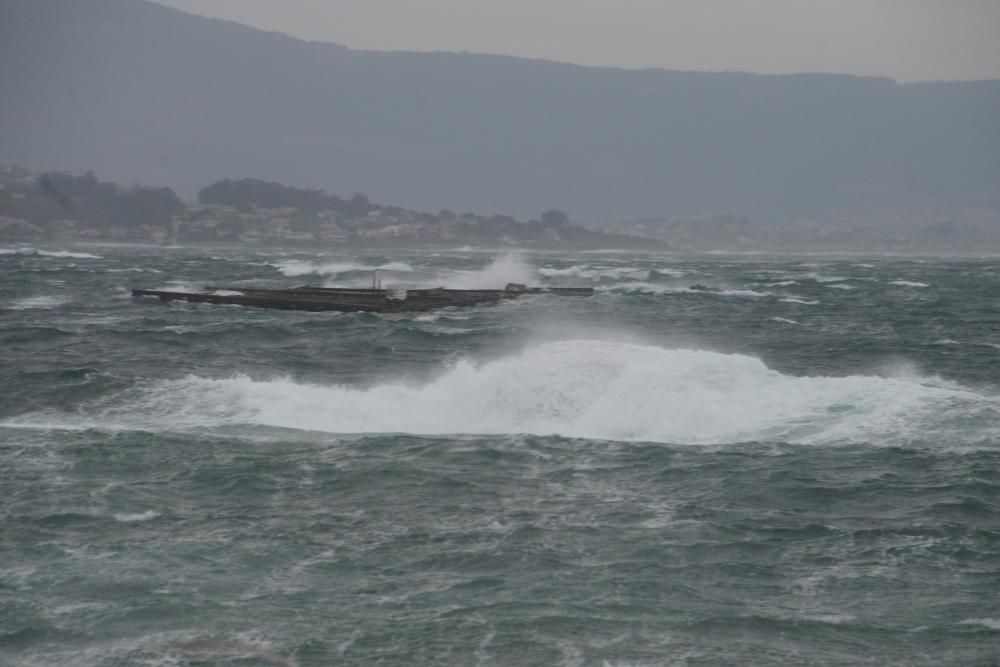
[130,282,593,313]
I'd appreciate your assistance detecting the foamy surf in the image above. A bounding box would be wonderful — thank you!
[273,259,414,277]
[602,283,773,298]
[8,295,71,310]
[12,340,997,446]
[0,247,103,259]
[444,252,535,289]
[113,510,160,523]
[537,265,651,281]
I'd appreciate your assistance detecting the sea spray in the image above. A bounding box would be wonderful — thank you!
[447,251,535,289]
[16,340,999,446]
[3,248,1000,665]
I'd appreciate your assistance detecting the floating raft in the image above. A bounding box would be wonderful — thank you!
[131,283,593,313]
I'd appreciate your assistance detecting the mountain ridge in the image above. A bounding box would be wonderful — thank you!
[1,0,998,225]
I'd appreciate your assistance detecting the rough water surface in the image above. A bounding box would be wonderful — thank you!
[1,246,999,666]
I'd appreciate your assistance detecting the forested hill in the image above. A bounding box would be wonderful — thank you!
[2,0,998,224]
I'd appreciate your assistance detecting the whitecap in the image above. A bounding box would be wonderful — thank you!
[780,297,820,305]
[803,273,849,283]
[603,283,772,298]
[112,510,160,522]
[378,261,415,272]
[1,247,102,259]
[958,618,1000,630]
[8,295,70,310]
[890,280,930,288]
[273,259,414,278]
[152,282,201,293]
[273,260,368,277]
[39,249,102,259]
[446,252,535,289]
[799,613,857,625]
[718,289,773,298]
[19,340,999,447]
[650,267,686,277]
[537,265,644,281]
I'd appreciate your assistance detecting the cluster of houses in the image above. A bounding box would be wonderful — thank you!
[0,201,580,247]
[171,205,535,245]
[0,166,629,248]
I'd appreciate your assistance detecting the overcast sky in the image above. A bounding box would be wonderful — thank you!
[154,0,1000,82]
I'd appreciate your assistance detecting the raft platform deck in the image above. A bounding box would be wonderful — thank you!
[131,284,593,313]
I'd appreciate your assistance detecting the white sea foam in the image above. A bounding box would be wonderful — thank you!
[18,340,998,446]
[826,284,856,290]
[273,259,414,277]
[0,247,103,259]
[113,510,160,523]
[8,295,70,310]
[376,261,414,272]
[447,252,535,289]
[803,273,848,283]
[153,282,202,293]
[650,267,686,277]
[603,284,772,298]
[537,265,597,278]
[889,280,930,288]
[771,317,802,326]
[780,297,820,305]
[958,618,1000,630]
[713,289,773,298]
[537,265,648,281]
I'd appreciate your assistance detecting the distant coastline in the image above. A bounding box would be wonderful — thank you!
[4,165,999,254]
[0,166,659,251]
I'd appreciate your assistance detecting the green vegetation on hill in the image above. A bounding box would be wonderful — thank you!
[0,167,654,248]
[2,0,997,226]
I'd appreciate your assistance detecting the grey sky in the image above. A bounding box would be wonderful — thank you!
[155,0,1000,82]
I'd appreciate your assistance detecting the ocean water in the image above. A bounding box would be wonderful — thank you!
[1,245,999,666]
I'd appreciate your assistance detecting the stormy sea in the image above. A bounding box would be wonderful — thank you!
[2,245,998,666]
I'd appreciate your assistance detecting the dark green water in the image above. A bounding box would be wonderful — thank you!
[2,246,999,666]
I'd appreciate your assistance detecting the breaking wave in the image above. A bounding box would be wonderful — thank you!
[445,252,535,289]
[602,283,773,298]
[0,247,103,259]
[7,295,71,310]
[537,265,653,281]
[273,260,414,277]
[11,340,998,446]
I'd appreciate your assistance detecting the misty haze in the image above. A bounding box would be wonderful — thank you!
[1,1,999,665]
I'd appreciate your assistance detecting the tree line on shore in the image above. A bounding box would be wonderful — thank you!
[0,167,621,247]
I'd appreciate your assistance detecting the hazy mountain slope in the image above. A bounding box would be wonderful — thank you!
[1,0,998,222]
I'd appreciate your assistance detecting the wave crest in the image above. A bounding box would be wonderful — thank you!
[13,341,998,446]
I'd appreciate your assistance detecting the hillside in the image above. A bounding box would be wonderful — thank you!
[1,0,998,225]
